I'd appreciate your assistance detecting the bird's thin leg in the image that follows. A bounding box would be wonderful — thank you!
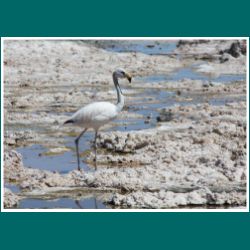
[75,128,87,171]
[94,130,98,170]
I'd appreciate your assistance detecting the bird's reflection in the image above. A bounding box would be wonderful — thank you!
[75,200,83,209]
[74,198,98,209]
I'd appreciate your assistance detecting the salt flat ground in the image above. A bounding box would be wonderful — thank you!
[3,39,247,209]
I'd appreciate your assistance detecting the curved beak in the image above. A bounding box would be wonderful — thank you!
[125,73,132,83]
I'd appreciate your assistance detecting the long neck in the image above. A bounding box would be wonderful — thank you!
[113,74,125,112]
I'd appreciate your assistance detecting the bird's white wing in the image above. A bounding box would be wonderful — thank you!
[71,102,118,127]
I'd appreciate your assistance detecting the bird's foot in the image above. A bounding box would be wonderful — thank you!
[77,167,84,173]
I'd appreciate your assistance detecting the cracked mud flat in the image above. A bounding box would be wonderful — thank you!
[3,39,247,209]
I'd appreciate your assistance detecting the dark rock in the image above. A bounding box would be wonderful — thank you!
[220,41,246,59]
[212,128,223,136]
[156,109,173,122]
[219,55,229,63]
[176,90,181,96]
[227,42,242,58]
[176,40,209,48]
[198,157,209,164]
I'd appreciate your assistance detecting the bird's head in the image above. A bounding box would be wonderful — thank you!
[113,69,132,83]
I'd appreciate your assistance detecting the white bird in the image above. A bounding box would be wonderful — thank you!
[64,69,132,171]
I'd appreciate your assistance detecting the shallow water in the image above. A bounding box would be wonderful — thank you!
[137,67,245,83]
[89,40,177,55]
[19,197,107,209]
[17,143,84,173]
[5,184,21,193]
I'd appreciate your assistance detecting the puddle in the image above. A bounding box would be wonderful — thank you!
[16,135,94,173]
[213,74,246,83]
[5,184,21,193]
[137,67,246,83]
[87,40,177,55]
[19,197,107,209]
[209,95,246,106]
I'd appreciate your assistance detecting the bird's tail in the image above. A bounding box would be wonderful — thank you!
[64,119,74,125]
